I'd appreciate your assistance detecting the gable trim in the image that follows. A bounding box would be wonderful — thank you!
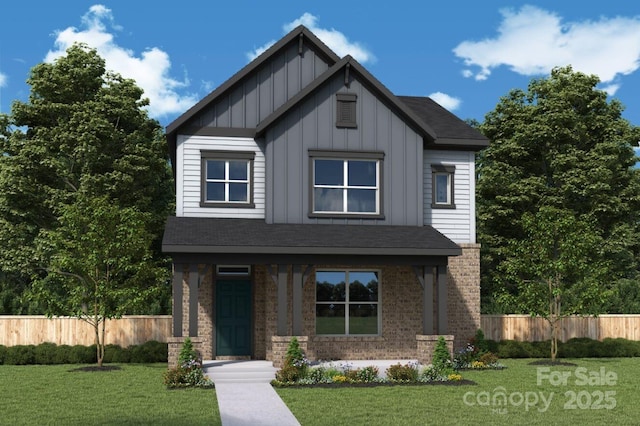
[255,56,438,141]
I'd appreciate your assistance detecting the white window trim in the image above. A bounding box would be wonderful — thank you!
[315,269,381,336]
[309,149,384,219]
[205,159,250,203]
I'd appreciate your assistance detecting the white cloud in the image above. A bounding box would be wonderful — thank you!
[454,5,640,88]
[45,5,197,119]
[429,92,461,111]
[247,13,375,63]
[0,72,6,88]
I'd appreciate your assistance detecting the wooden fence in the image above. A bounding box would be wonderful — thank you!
[0,316,171,347]
[1,315,639,346]
[481,314,640,342]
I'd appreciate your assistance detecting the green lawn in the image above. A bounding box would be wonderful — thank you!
[277,358,640,426]
[0,364,220,425]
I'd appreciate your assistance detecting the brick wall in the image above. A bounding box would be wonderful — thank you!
[447,243,481,351]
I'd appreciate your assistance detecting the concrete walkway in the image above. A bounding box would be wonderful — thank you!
[203,361,300,426]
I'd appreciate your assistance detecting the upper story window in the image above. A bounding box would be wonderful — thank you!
[309,150,384,218]
[336,93,357,128]
[201,150,255,208]
[431,164,455,209]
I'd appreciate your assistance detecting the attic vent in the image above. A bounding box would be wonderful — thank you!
[336,93,357,128]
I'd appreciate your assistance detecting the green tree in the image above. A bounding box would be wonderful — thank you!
[33,196,166,366]
[477,66,640,315]
[499,207,609,361]
[0,44,173,314]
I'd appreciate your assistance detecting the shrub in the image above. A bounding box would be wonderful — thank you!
[0,345,6,364]
[34,342,58,364]
[129,341,168,363]
[355,366,380,383]
[4,345,36,365]
[274,337,309,383]
[178,337,198,365]
[432,336,452,371]
[386,362,419,382]
[471,329,489,354]
[164,339,212,389]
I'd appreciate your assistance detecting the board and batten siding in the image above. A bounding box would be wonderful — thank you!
[423,150,476,243]
[264,74,424,226]
[176,135,266,218]
[186,43,331,130]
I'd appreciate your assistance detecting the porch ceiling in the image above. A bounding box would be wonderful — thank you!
[162,217,461,257]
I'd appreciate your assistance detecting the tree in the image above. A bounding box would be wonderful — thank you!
[499,207,609,361]
[477,66,640,315]
[0,44,173,316]
[33,196,166,366]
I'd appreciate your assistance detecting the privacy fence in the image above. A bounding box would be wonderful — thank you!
[0,315,171,347]
[481,314,640,342]
[1,315,639,346]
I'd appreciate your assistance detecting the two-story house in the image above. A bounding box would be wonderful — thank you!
[162,25,488,367]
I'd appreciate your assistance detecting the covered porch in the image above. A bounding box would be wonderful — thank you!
[163,217,470,367]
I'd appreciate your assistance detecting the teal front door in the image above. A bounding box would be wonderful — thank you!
[216,279,252,356]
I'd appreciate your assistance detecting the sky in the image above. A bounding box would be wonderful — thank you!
[1,1,640,131]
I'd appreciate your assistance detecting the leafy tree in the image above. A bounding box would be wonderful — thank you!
[477,66,640,315]
[33,196,166,366]
[499,207,609,361]
[0,44,173,316]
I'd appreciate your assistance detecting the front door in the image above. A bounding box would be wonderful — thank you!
[216,279,252,356]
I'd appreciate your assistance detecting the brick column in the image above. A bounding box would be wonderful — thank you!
[416,335,454,365]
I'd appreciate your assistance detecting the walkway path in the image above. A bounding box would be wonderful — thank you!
[203,360,300,426]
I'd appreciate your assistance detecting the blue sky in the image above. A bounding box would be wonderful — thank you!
[1,1,640,131]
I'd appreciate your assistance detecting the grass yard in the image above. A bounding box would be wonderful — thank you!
[0,364,220,425]
[277,358,640,426]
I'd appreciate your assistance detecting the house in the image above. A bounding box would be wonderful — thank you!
[162,25,488,367]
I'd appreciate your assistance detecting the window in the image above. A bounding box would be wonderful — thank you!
[310,150,383,217]
[201,151,255,207]
[431,164,455,209]
[216,265,251,276]
[336,93,357,128]
[316,270,380,335]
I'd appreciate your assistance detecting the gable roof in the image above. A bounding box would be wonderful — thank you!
[255,55,438,141]
[165,25,489,168]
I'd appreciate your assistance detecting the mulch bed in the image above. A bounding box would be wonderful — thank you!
[272,379,476,388]
[68,365,122,372]
[527,360,577,367]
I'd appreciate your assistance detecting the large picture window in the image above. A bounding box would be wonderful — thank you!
[316,270,380,335]
[201,151,254,207]
[310,151,383,217]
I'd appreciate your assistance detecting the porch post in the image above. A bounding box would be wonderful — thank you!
[172,263,183,337]
[277,264,288,335]
[423,266,434,334]
[437,264,448,334]
[188,263,199,337]
[292,265,303,336]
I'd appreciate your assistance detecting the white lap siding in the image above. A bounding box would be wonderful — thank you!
[423,150,476,243]
[176,135,266,218]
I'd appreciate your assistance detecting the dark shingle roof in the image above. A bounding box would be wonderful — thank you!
[162,217,461,256]
[398,96,489,149]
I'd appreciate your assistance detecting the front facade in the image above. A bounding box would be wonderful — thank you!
[163,26,488,367]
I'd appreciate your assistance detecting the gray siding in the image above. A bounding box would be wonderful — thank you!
[185,43,331,129]
[264,75,424,226]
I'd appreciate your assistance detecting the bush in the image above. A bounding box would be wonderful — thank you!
[386,362,419,382]
[492,337,640,358]
[4,345,36,365]
[274,337,309,383]
[432,336,452,371]
[129,341,168,363]
[34,342,58,364]
[355,366,380,383]
[0,345,6,364]
[164,339,212,388]
[178,337,198,365]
